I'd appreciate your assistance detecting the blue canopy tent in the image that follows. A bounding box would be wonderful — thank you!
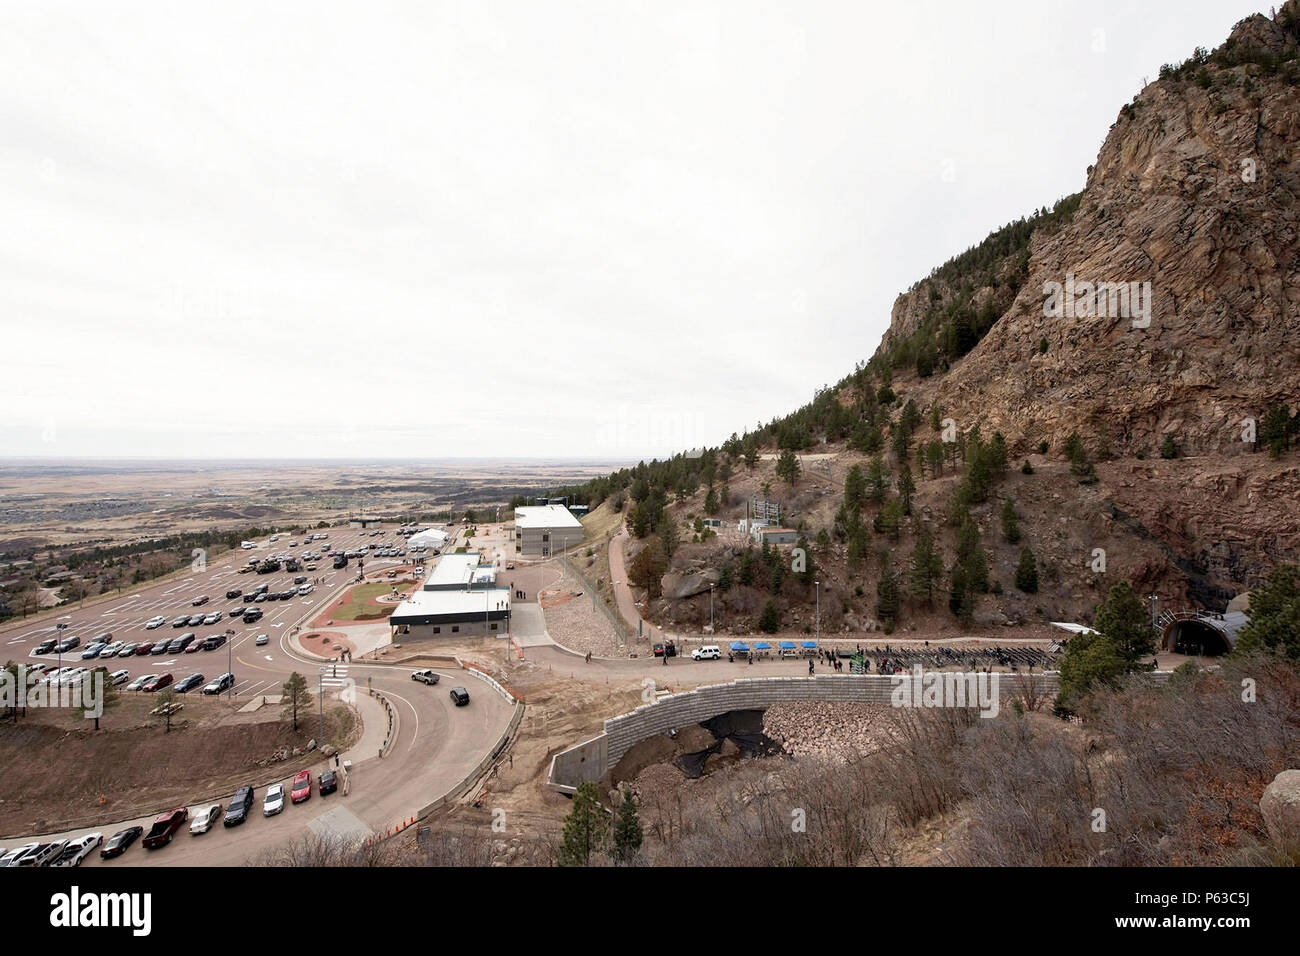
[730,641,750,651]
[753,642,772,649]
[778,641,797,649]
[801,641,817,648]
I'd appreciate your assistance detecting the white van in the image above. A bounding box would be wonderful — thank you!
[241,541,255,549]
[692,645,722,661]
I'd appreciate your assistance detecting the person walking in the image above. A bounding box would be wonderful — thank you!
[808,658,814,676]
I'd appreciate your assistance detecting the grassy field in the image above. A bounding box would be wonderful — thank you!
[326,581,400,621]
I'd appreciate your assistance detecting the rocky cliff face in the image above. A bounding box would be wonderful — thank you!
[882,4,1300,459]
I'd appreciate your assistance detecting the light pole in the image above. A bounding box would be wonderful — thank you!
[56,623,67,681]
[226,628,235,699]
[708,583,715,635]
[814,581,820,645]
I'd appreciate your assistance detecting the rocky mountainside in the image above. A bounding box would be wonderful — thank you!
[884,4,1300,457]
[575,5,1300,631]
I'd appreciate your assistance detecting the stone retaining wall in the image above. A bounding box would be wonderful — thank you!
[548,670,1172,792]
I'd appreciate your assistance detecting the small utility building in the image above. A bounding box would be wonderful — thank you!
[388,553,511,641]
[513,504,584,557]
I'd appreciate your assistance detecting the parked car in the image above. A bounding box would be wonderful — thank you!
[449,687,470,706]
[202,634,228,651]
[192,595,209,606]
[108,669,130,687]
[134,642,157,656]
[411,669,440,685]
[142,809,188,849]
[80,643,108,660]
[692,645,722,661]
[34,638,58,654]
[189,804,222,834]
[174,673,205,694]
[230,606,247,617]
[224,785,255,826]
[117,642,140,657]
[16,840,68,867]
[291,770,312,803]
[142,673,174,693]
[145,616,167,629]
[100,826,143,859]
[318,770,338,796]
[0,843,40,867]
[254,632,269,645]
[203,611,222,626]
[125,674,150,692]
[99,641,125,657]
[56,636,80,652]
[168,634,196,653]
[263,784,285,816]
[184,639,204,654]
[50,833,102,867]
[244,608,263,623]
[187,614,207,627]
[150,640,172,656]
[225,588,243,600]
[172,616,190,628]
[202,673,235,695]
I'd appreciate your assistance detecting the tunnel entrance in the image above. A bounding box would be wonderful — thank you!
[1164,619,1233,657]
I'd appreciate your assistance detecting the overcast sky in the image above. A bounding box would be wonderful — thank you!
[0,0,1264,461]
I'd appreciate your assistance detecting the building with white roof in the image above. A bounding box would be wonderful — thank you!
[389,552,510,640]
[512,504,584,557]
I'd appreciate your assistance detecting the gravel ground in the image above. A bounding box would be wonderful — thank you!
[763,701,885,763]
[541,564,623,657]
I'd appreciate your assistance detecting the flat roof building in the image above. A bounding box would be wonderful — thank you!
[513,504,584,557]
[388,552,510,640]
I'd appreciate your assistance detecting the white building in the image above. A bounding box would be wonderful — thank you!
[512,504,584,557]
[388,553,510,640]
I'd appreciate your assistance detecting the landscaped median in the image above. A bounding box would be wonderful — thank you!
[312,581,406,627]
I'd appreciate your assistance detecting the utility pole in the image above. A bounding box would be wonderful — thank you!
[708,583,715,635]
[815,581,820,644]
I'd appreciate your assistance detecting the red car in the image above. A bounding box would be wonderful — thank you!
[142,673,174,693]
[134,642,156,656]
[291,770,312,804]
[142,808,188,849]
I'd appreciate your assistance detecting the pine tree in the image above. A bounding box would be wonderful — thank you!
[559,782,606,866]
[844,465,866,512]
[658,518,679,559]
[908,527,944,608]
[1234,565,1300,659]
[948,564,967,618]
[776,449,801,485]
[1015,546,1038,593]
[704,484,719,515]
[956,518,989,593]
[758,598,780,634]
[875,564,900,625]
[280,672,313,733]
[897,461,915,515]
[865,455,889,504]
[612,790,643,863]
[1000,497,1020,543]
[1092,581,1154,667]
